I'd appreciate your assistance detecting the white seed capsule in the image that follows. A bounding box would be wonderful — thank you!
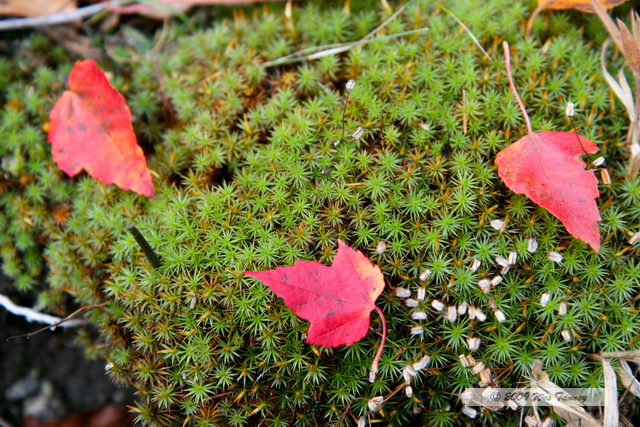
[431,300,444,311]
[411,311,427,320]
[402,364,417,383]
[507,399,519,410]
[395,287,411,298]
[470,259,481,272]
[445,305,457,322]
[628,231,640,245]
[471,361,485,374]
[410,325,424,335]
[592,156,605,167]
[458,302,468,315]
[490,219,505,231]
[420,122,430,131]
[494,310,506,323]
[419,269,431,281]
[405,298,419,307]
[358,417,366,427]
[413,355,430,371]
[478,279,492,293]
[524,415,538,427]
[404,385,413,398]
[459,354,470,368]
[462,406,477,419]
[496,256,509,268]
[500,265,510,275]
[527,238,538,253]
[565,101,575,118]
[541,417,553,427]
[540,292,550,307]
[561,329,572,342]
[558,301,567,316]
[368,396,384,412]
[190,296,197,309]
[352,126,365,140]
[475,308,487,322]
[479,368,492,385]
[376,241,386,254]
[417,286,426,301]
[467,336,481,351]
[600,168,611,185]
[345,79,356,91]
[105,362,113,371]
[508,252,517,265]
[460,389,474,402]
[491,276,503,286]
[546,251,563,263]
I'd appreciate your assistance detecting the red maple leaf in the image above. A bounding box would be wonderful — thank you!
[48,60,155,197]
[496,43,601,252]
[245,240,387,381]
[496,131,600,251]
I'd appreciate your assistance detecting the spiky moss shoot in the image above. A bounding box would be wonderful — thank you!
[2,0,639,425]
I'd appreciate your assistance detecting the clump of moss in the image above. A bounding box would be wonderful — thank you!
[2,0,639,424]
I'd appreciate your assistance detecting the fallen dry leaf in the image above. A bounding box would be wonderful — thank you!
[48,60,155,197]
[526,0,628,37]
[0,0,76,17]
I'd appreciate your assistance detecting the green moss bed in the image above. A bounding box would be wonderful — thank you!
[1,0,639,425]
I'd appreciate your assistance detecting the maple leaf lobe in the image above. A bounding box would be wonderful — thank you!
[496,131,601,251]
[244,240,385,347]
[48,60,155,197]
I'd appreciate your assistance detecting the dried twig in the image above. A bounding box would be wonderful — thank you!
[6,301,109,340]
[0,293,85,328]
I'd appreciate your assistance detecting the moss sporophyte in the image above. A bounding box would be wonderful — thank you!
[0,0,639,425]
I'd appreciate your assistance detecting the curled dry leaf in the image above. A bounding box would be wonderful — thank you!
[526,0,628,37]
[0,0,76,17]
[48,60,155,197]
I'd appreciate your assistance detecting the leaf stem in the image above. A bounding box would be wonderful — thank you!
[502,41,533,134]
[369,306,387,383]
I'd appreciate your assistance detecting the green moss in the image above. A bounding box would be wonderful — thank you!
[1,0,639,424]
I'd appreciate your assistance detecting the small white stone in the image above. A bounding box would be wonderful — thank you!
[558,301,567,316]
[345,79,356,91]
[462,406,477,419]
[494,310,506,323]
[561,329,571,342]
[411,311,427,320]
[565,101,575,118]
[592,156,605,167]
[352,126,365,140]
[508,252,517,265]
[629,231,640,245]
[527,238,538,253]
[417,286,426,301]
[405,298,419,307]
[496,256,509,268]
[491,276,503,286]
[419,269,431,281]
[395,287,411,298]
[467,336,481,351]
[540,292,550,307]
[368,396,384,412]
[413,355,430,371]
[457,302,468,315]
[478,279,492,293]
[445,305,457,322]
[470,259,481,272]
[410,325,424,335]
[431,300,444,311]
[546,251,563,263]
[490,219,505,231]
[376,241,386,254]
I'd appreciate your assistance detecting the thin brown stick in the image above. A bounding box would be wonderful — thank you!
[7,301,108,341]
[502,41,533,134]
